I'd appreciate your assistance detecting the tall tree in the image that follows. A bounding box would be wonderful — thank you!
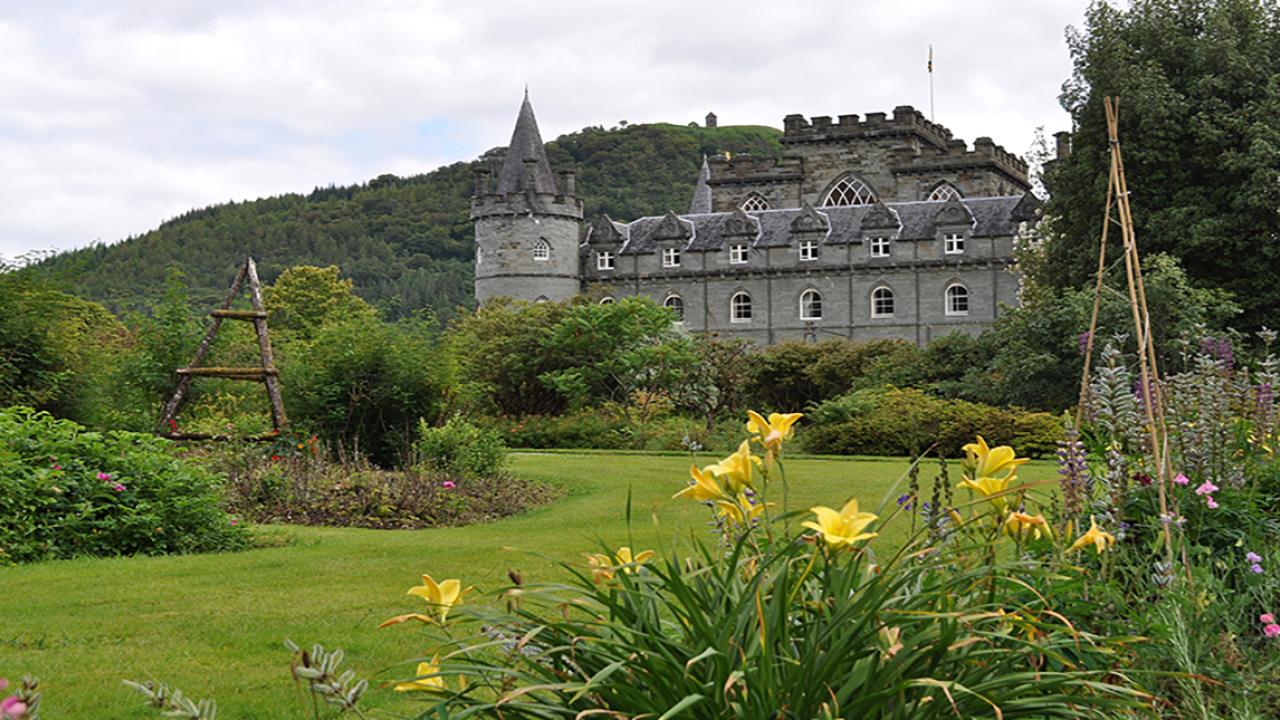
[1041,0,1280,329]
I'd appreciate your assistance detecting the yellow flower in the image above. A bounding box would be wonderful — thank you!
[714,493,769,527]
[746,411,804,454]
[957,474,1015,512]
[710,440,759,494]
[1003,511,1053,541]
[395,659,445,692]
[585,547,655,583]
[1068,515,1117,555]
[673,463,730,503]
[802,498,879,548]
[961,436,1028,482]
[405,574,470,623]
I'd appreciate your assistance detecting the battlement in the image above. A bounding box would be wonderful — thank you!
[704,154,802,184]
[470,192,584,221]
[782,105,957,149]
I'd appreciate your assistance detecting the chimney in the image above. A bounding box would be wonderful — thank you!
[1054,131,1072,160]
[473,168,490,197]
[705,112,717,128]
[558,169,576,197]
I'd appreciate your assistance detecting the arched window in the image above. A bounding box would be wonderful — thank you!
[927,182,963,202]
[534,296,549,304]
[822,175,876,207]
[871,286,895,318]
[599,296,615,305]
[664,294,685,322]
[800,289,823,320]
[740,194,770,212]
[532,239,550,261]
[730,291,752,323]
[945,283,969,316]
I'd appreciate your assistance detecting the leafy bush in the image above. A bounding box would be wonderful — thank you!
[802,387,1062,457]
[415,417,508,478]
[0,406,246,563]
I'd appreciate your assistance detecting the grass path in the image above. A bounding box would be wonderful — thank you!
[0,452,1056,718]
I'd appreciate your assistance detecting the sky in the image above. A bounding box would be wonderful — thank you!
[0,0,1090,261]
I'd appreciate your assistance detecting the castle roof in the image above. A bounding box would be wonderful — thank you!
[607,194,1036,255]
[688,156,712,214]
[496,90,559,195]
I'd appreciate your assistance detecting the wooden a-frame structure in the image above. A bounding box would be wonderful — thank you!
[158,257,287,441]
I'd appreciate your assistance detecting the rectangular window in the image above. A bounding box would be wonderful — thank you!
[662,247,681,268]
[596,251,615,270]
[944,233,965,255]
[729,244,748,264]
[870,236,891,258]
[799,240,818,261]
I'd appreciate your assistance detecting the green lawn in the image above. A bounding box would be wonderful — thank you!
[0,452,1057,718]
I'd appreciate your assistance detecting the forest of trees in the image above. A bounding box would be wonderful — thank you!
[23,122,783,319]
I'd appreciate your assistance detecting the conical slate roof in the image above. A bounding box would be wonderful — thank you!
[689,155,712,214]
[496,90,559,195]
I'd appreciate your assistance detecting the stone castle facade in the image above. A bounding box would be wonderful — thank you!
[472,92,1043,345]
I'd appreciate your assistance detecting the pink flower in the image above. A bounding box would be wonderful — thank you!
[1252,563,1265,574]
[229,518,239,526]
[1266,624,1280,639]
[1195,480,1219,496]
[1,696,27,717]
[51,464,61,471]
[1248,551,1263,563]
[441,480,457,490]
[0,680,7,691]
[1206,496,1219,509]
[1261,613,1275,624]
[1173,473,1190,486]
[96,472,112,481]
[111,483,126,492]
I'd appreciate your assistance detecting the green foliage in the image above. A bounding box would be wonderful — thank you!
[415,417,508,478]
[264,265,376,340]
[747,339,922,411]
[447,298,572,416]
[1042,0,1280,330]
[28,123,783,320]
[802,387,1063,457]
[282,315,452,467]
[0,406,246,563]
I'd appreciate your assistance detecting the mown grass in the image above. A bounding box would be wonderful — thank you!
[0,452,1057,718]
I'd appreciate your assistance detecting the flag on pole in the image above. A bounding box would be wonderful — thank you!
[928,45,933,73]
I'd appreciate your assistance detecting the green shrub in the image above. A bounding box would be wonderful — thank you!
[802,387,1062,457]
[415,417,508,478]
[0,406,246,563]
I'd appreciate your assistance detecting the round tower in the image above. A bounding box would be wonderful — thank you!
[472,91,583,305]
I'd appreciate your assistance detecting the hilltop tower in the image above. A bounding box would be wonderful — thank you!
[471,91,583,304]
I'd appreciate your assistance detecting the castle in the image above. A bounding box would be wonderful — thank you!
[471,92,1045,346]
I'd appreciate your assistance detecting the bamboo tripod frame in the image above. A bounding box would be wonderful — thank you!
[158,257,287,442]
[1075,97,1176,568]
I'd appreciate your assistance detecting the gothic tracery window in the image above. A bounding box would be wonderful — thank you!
[740,194,770,212]
[927,183,963,202]
[533,239,550,261]
[822,175,876,207]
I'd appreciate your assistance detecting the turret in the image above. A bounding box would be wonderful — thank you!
[471,90,583,305]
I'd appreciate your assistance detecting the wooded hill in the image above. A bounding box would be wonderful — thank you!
[27,123,784,318]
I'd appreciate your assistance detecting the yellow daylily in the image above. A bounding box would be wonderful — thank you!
[711,440,759,494]
[406,574,470,623]
[957,474,1015,512]
[961,436,1029,482]
[395,659,445,692]
[1003,511,1053,541]
[714,493,770,527]
[585,547,655,583]
[802,498,879,548]
[674,463,730,503]
[1068,516,1117,555]
[746,411,804,455]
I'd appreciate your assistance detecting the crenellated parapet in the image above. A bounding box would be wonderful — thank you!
[782,105,957,150]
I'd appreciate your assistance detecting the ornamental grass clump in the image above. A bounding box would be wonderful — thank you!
[379,413,1154,718]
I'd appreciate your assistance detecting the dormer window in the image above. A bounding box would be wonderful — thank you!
[596,251,615,270]
[740,194,770,212]
[662,247,681,268]
[533,239,550,261]
[927,183,963,202]
[799,239,818,261]
[729,244,749,264]
[870,236,891,258]
[944,233,965,255]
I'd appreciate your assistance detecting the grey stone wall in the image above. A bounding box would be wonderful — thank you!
[473,192,582,303]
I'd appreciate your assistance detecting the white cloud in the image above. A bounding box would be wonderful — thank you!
[0,0,1084,260]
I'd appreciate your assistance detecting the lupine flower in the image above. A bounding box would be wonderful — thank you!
[1068,516,1117,555]
[896,494,913,511]
[1195,480,1219,496]
[1173,473,1190,486]
[1056,431,1088,517]
[1247,552,1263,563]
[395,658,445,692]
[802,498,879,548]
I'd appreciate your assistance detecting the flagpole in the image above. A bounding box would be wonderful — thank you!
[928,45,935,122]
